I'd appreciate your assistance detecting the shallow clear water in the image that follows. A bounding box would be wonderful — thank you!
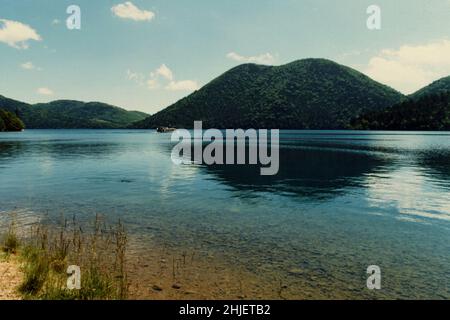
[1,130,450,298]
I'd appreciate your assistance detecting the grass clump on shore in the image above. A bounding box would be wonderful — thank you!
[1,217,20,255]
[1,214,129,300]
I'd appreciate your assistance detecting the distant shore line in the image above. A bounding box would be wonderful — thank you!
[3,128,450,132]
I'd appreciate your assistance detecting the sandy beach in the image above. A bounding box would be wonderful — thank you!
[0,255,22,300]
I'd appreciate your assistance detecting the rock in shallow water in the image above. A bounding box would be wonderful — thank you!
[151,285,163,291]
[172,284,181,289]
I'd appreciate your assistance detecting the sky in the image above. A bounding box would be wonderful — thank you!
[0,0,449,114]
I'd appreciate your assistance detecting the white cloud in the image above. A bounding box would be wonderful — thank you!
[0,19,42,49]
[36,87,54,96]
[165,80,199,91]
[21,61,41,71]
[362,39,450,94]
[111,2,155,21]
[226,52,275,65]
[126,69,145,85]
[154,64,173,81]
[128,64,198,92]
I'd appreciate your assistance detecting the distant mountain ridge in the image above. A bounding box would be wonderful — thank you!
[411,76,450,99]
[3,60,450,131]
[351,91,450,131]
[350,75,450,131]
[132,58,405,129]
[0,95,148,129]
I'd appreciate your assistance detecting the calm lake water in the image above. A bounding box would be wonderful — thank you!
[1,129,450,299]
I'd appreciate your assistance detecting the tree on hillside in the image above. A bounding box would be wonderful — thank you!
[0,108,25,131]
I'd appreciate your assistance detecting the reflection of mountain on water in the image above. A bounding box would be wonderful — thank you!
[0,141,24,161]
[157,134,394,200]
[161,132,450,200]
[417,149,450,184]
[198,146,390,200]
[0,139,122,163]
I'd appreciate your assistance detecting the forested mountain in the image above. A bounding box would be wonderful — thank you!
[0,95,148,129]
[411,76,450,100]
[132,59,405,129]
[4,61,449,131]
[351,92,450,130]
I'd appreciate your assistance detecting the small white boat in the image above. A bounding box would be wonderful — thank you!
[156,127,177,133]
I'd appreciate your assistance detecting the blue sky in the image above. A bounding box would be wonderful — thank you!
[0,0,449,114]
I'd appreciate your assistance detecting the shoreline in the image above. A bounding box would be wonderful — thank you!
[0,216,293,300]
[2,211,449,300]
[2,219,449,300]
[0,215,318,300]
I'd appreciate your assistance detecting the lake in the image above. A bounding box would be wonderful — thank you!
[1,129,450,299]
